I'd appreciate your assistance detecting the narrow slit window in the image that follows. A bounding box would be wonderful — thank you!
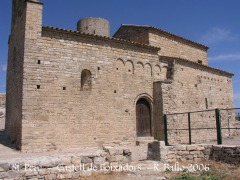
[198,60,203,64]
[205,98,208,109]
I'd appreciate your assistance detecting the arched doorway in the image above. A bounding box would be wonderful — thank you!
[136,98,152,137]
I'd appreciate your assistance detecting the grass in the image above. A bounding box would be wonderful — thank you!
[171,171,225,180]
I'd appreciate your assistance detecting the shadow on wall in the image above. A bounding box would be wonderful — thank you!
[0,131,17,150]
[147,141,161,161]
[208,145,240,164]
[0,96,15,149]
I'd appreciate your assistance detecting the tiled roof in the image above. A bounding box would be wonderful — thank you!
[160,56,234,77]
[119,24,209,50]
[42,26,160,51]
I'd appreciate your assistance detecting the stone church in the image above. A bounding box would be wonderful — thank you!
[5,0,234,152]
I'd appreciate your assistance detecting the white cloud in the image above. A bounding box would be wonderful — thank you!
[208,53,240,62]
[1,64,7,72]
[200,27,237,45]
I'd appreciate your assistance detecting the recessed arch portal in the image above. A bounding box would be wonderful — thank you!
[136,98,152,137]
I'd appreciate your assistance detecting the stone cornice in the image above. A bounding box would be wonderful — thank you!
[160,56,234,77]
[118,25,209,51]
[42,26,161,52]
[26,0,43,5]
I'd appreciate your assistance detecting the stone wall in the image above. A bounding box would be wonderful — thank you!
[5,0,31,147]
[0,94,6,130]
[168,60,234,113]
[114,26,150,45]
[149,31,208,65]
[21,26,163,152]
[15,1,166,152]
[113,26,235,144]
[162,144,240,164]
[0,148,132,180]
[114,26,208,65]
[210,145,240,164]
[0,143,239,179]
[160,58,235,145]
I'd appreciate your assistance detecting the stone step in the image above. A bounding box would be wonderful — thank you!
[136,137,155,141]
[103,140,165,162]
[136,137,157,146]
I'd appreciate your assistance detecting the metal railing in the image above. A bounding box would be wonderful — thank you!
[164,108,240,146]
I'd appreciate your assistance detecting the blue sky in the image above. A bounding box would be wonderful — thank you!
[0,0,239,107]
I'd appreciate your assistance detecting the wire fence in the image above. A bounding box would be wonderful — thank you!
[164,108,240,146]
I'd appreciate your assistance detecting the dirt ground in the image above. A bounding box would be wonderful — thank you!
[0,131,240,180]
[81,160,240,180]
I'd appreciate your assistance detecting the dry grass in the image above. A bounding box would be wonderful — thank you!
[165,160,240,180]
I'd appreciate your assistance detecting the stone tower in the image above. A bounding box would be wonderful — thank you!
[77,17,110,37]
[5,0,43,149]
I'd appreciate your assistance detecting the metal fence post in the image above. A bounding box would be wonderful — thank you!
[215,108,222,145]
[188,112,192,145]
[164,114,169,146]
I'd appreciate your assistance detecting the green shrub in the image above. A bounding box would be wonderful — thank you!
[171,170,226,180]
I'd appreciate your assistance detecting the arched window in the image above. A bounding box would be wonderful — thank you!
[136,62,144,76]
[145,63,152,77]
[116,58,125,72]
[81,69,92,91]
[154,65,161,79]
[125,60,134,74]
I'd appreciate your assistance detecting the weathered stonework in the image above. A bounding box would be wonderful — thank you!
[160,58,235,145]
[0,94,5,130]
[0,143,239,179]
[114,25,208,65]
[161,144,240,164]
[0,148,131,179]
[5,0,235,152]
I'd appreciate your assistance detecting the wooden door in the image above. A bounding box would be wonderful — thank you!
[136,98,151,137]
